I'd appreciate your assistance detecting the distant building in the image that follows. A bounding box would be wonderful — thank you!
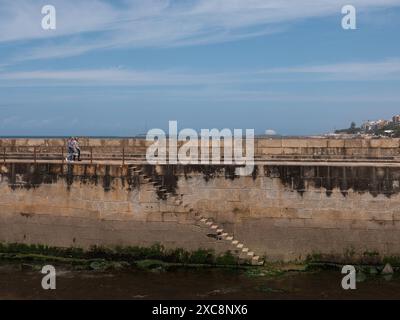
[377,119,390,129]
[361,119,389,132]
[336,113,400,136]
[361,121,374,132]
[393,115,400,123]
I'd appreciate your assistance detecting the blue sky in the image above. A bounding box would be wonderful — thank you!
[0,0,400,136]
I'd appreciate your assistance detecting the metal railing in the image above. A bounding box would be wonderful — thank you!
[1,146,148,165]
[2,145,400,165]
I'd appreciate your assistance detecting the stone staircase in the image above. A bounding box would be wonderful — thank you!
[197,217,263,265]
[128,165,264,266]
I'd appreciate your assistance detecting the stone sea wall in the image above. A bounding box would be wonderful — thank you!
[1,161,400,262]
[1,137,400,159]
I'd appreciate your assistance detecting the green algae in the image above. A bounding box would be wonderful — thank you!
[0,243,243,271]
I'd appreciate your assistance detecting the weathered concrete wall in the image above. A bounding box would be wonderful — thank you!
[0,163,228,254]
[1,162,400,262]
[256,138,400,159]
[1,137,400,159]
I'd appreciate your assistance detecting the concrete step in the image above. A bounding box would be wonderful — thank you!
[239,253,252,261]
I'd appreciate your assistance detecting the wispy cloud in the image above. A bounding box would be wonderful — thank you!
[261,58,400,81]
[0,68,240,86]
[2,0,400,62]
[1,58,400,87]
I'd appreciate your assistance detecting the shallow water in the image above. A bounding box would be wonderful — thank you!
[0,265,399,300]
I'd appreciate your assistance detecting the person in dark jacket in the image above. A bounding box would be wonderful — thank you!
[66,137,74,162]
[72,137,81,161]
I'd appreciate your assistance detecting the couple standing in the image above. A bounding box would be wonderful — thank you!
[66,137,81,162]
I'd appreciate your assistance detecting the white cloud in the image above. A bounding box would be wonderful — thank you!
[266,59,400,74]
[1,58,400,87]
[1,0,400,62]
[0,68,241,86]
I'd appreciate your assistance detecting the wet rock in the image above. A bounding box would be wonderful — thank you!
[135,259,167,270]
[369,266,378,275]
[20,263,35,270]
[257,286,286,293]
[383,274,393,282]
[110,261,130,270]
[150,266,165,273]
[201,288,240,297]
[207,289,222,295]
[382,263,394,275]
[280,264,308,272]
[356,271,367,283]
[89,260,108,271]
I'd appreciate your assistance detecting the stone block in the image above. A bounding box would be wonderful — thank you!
[344,140,364,148]
[328,139,345,148]
[306,139,328,148]
[282,148,302,155]
[257,139,282,148]
[258,147,283,155]
[282,139,307,148]
[273,218,306,228]
[370,139,400,148]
